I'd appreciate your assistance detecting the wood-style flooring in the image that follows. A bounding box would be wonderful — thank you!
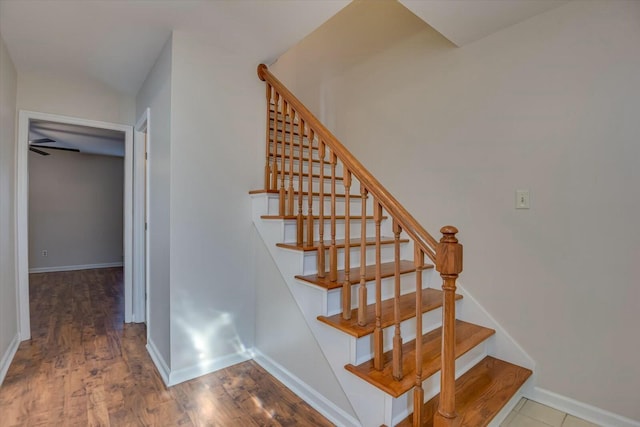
[0,268,334,426]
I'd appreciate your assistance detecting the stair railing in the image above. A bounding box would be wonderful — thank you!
[258,64,462,426]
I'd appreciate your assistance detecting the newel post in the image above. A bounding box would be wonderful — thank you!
[434,226,462,427]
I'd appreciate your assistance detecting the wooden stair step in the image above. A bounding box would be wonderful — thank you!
[318,288,462,338]
[395,356,532,427]
[268,136,316,150]
[345,320,495,398]
[249,189,361,199]
[261,215,378,221]
[269,152,321,164]
[277,236,406,252]
[296,260,433,291]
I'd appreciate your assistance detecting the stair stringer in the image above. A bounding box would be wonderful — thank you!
[252,194,391,427]
[251,193,537,426]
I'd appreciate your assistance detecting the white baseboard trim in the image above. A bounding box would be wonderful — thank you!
[146,338,170,386]
[252,349,360,427]
[0,334,20,386]
[29,262,124,273]
[528,387,640,427]
[168,350,252,387]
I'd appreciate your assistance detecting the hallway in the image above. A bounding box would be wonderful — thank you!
[0,268,333,426]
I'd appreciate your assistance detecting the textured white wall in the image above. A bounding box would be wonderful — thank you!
[168,31,260,372]
[135,36,173,369]
[17,71,134,125]
[28,151,124,270]
[271,0,640,420]
[0,33,18,381]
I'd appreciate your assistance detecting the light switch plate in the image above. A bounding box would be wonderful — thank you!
[516,190,530,209]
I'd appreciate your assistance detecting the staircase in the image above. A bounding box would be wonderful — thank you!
[250,64,533,427]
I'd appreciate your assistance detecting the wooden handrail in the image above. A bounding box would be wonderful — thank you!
[258,64,438,262]
[258,63,462,425]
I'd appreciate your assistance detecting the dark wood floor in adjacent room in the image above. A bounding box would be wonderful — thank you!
[0,268,334,426]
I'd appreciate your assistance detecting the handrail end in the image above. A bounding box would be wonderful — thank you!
[257,63,268,81]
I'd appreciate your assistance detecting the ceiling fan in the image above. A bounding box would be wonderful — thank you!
[29,138,80,156]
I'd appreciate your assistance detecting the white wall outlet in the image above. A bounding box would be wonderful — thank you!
[516,190,530,209]
[42,249,48,257]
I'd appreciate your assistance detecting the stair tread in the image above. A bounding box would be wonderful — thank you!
[395,356,532,427]
[345,320,495,398]
[277,236,407,252]
[318,288,462,338]
[269,152,321,163]
[249,189,361,199]
[296,260,434,291]
[262,215,380,221]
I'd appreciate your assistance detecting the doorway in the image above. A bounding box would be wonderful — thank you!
[134,108,150,330]
[16,110,140,339]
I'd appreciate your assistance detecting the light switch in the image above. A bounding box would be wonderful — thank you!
[516,190,530,209]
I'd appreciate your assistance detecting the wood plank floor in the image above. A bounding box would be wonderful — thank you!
[0,268,334,427]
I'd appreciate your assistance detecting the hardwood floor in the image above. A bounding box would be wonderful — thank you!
[0,268,334,426]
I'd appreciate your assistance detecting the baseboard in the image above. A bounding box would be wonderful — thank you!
[146,338,170,386]
[168,351,252,387]
[29,262,124,273]
[528,387,640,427]
[252,349,360,427]
[0,334,20,386]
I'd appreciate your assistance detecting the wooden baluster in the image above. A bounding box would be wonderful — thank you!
[373,201,383,369]
[296,118,305,246]
[413,243,425,427]
[342,170,352,320]
[270,92,280,191]
[278,99,286,215]
[317,141,326,278]
[306,129,315,246]
[434,226,463,427]
[328,151,338,282]
[392,219,403,380]
[357,187,368,326]
[287,107,295,216]
[264,83,273,190]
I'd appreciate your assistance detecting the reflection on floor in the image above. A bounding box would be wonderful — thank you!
[0,268,333,426]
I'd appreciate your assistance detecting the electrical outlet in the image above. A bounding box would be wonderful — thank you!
[42,250,48,257]
[516,190,530,209]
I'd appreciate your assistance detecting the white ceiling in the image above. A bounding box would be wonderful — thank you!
[29,120,125,157]
[399,0,568,47]
[0,0,351,95]
[0,0,568,98]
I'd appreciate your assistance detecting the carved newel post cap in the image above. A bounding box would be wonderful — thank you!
[257,63,268,81]
[436,225,463,275]
[440,226,459,242]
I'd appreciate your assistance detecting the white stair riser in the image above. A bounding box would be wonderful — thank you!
[270,158,343,176]
[353,308,446,365]
[301,243,402,275]
[283,218,380,243]
[264,194,364,217]
[324,271,436,316]
[280,178,363,198]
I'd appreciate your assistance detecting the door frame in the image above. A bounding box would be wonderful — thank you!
[134,108,150,327]
[16,110,135,339]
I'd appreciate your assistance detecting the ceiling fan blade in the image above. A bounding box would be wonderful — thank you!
[29,138,56,144]
[30,145,80,153]
[29,147,51,156]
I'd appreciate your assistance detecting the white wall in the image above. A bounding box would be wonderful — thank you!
[271,0,640,421]
[28,150,124,271]
[0,32,19,384]
[17,71,134,125]
[251,228,355,418]
[135,36,173,370]
[168,31,260,373]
